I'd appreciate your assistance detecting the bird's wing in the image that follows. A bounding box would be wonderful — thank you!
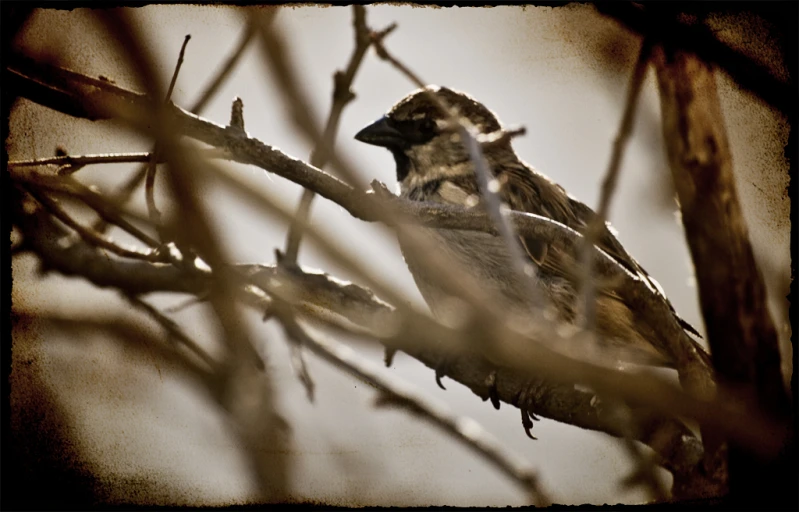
[499,163,704,340]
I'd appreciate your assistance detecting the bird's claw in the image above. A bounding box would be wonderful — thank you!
[516,380,541,440]
[435,364,447,390]
[485,370,501,410]
[384,347,397,367]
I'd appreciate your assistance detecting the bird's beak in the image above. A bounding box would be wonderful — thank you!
[354,116,404,148]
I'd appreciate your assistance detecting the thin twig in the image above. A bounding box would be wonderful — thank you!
[578,38,652,332]
[190,26,255,114]
[283,6,374,263]
[95,25,247,234]
[9,152,153,174]
[21,185,168,263]
[146,34,192,237]
[165,34,191,102]
[124,293,219,371]
[13,168,162,249]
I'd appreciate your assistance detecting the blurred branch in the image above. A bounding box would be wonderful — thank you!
[283,6,378,263]
[21,184,168,263]
[578,37,651,332]
[596,3,792,117]
[653,44,792,505]
[273,305,552,506]
[89,9,288,501]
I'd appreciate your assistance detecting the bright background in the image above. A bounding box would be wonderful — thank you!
[10,5,790,506]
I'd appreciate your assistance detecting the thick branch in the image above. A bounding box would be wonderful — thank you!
[654,46,792,505]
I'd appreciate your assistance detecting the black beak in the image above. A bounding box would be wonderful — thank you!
[354,116,405,148]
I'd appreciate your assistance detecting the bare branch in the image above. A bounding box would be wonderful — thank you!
[13,168,162,249]
[273,306,552,506]
[654,44,791,504]
[9,152,154,175]
[283,6,376,263]
[124,293,218,372]
[578,38,651,333]
[21,184,168,263]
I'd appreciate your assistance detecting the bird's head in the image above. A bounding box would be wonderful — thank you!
[355,86,508,188]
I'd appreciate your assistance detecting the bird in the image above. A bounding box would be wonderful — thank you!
[354,85,707,434]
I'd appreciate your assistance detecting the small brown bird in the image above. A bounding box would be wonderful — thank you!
[355,86,705,425]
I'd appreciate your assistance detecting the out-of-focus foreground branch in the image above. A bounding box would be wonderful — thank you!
[654,45,794,506]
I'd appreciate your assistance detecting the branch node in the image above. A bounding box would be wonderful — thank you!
[229,97,245,132]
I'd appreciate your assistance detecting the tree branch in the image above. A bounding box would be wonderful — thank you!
[653,44,792,505]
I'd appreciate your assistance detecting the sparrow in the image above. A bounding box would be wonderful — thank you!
[355,86,706,430]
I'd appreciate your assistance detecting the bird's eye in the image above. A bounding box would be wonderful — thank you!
[416,117,436,135]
